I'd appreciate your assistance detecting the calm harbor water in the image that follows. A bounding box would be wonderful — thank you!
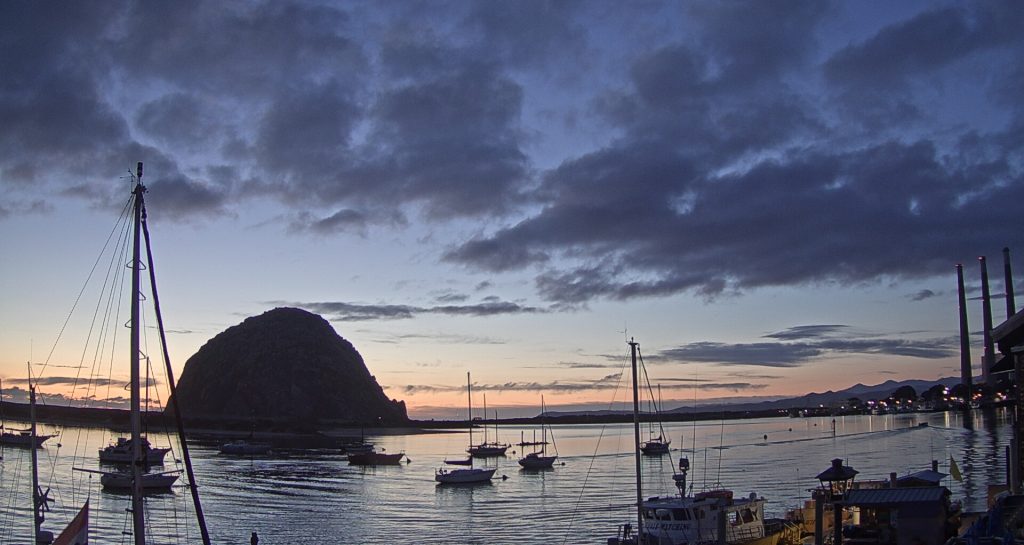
[0,409,1012,544]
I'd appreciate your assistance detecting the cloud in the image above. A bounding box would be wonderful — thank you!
[402,375,627,395]
[910,289,938,301]
[1,2,1021,311]
[275,299,546,322]
[649,325,957,367]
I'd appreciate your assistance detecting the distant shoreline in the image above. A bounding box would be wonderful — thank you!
[1,397,906,441]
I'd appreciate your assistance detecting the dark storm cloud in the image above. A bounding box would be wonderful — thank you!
[278,299,545,321]
[3,1,1022,309]
[649,325,957,367]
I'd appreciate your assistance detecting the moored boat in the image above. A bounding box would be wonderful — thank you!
[608,339,797,545]
[99,436,171,464]
[0,427,54,448]
[436,372,496,485]
[518,395,558,470]
[347,447,405,465]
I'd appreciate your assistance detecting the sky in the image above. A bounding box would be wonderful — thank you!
[1,1,1022,420]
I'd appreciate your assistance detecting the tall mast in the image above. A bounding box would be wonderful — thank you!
[467,372,473,464]
[30,384,45,543]
[130,162,146,544]
[629,339,643,540]
[541,395,547,450]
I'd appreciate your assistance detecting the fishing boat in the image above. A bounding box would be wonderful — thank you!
[467,394,510,457]
[436,372,497,485]
[518,395,558,470]
[608,339,794,545]
[99,436,171,464]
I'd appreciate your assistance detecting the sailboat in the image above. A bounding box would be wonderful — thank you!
[0,378,56,449]
[518,395,558,470]
[435,372,496,484]
[608,340,786,545]
[467,394,510,457]
[640,384,671,455]
[26,379,90,545]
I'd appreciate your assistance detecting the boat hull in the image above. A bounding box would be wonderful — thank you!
[435,467,496,484]
[0,431,53,448]
[347,451,405,465]
[467,443,509,457]
[100,472,179,491]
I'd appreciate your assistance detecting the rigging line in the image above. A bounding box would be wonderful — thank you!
[38,196,133,379]
[142,210,212,545]
[559,343,632,545]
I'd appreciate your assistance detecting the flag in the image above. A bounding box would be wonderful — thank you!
[950,455,963,482]
[54,501,88,545]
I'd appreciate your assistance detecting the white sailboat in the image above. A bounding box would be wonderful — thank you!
[518,395,558,470]
[436,372,496,484]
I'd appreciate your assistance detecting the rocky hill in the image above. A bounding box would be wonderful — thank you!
[168,307,407,425]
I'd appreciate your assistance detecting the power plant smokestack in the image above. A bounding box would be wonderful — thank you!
[957,264,974,397]
[1005,247,1016,319]
[981,256,996,384]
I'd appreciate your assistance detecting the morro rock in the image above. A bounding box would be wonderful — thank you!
[170,307,407,425]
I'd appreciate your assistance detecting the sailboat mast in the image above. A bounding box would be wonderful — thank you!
[629,339,643,539]
[541,395,547,449]
[467,372,473,463]
[30,384,45,542]
[129,162,146,545]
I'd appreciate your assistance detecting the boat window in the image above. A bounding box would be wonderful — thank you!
[644,509,657,520]
[673,509,690,521]
[655,509,672,521]
[696,509,705,519]
[741,509,755,523]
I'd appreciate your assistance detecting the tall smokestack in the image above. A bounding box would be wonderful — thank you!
[957,264,974,397]
[981,256,996,384]
[1005,247,1016,319]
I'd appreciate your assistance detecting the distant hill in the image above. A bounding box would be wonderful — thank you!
[545,377,962,418]
[168,307,407,425]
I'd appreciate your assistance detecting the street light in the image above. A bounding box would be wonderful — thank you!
[815,458,858,545]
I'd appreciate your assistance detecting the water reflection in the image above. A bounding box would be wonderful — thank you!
[0,411,1015,544]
